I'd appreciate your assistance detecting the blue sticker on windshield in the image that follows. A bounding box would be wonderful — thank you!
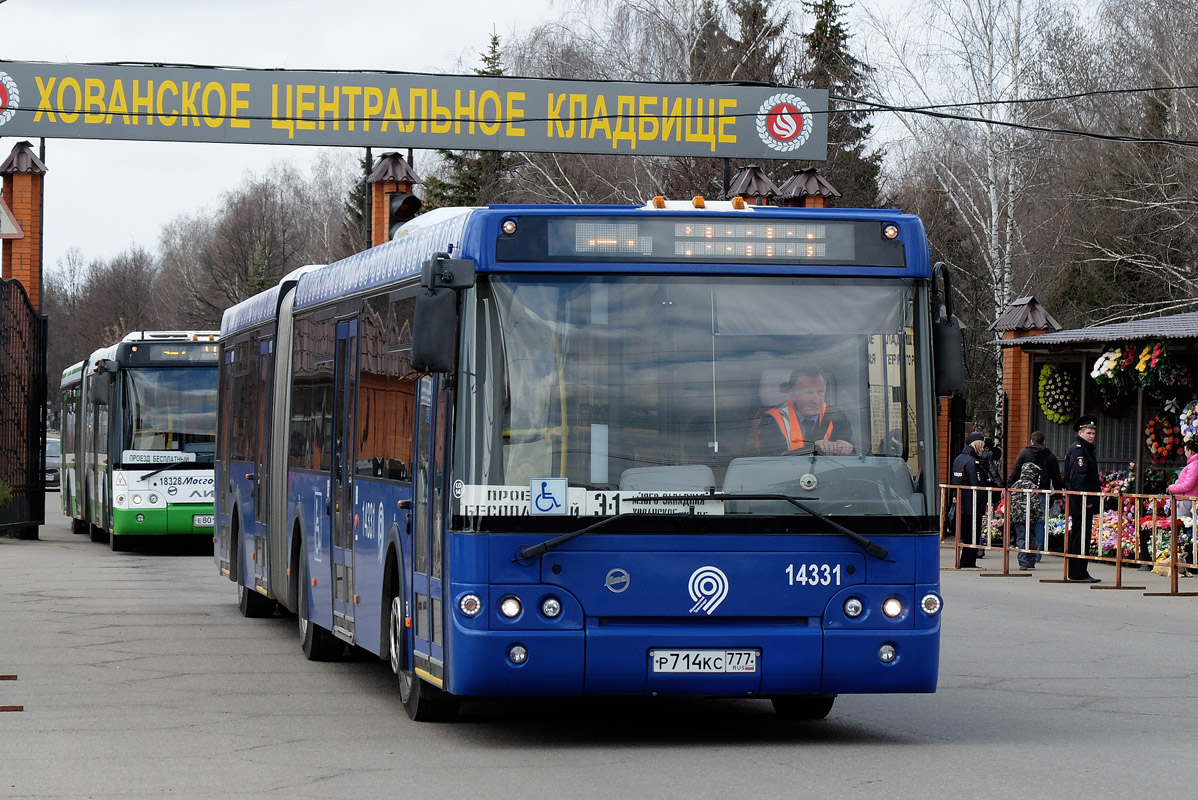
[530,478,568,515]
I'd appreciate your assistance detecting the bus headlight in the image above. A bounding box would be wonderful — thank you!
[878,643,897,663]
[499,596,522,619]
[882,597,903,618]
[458,594,482,617]
[843,597,864,618]
[920,593,943,615]
[132,494,143,505]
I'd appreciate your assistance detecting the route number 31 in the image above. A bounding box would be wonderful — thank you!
[785,563,842,587]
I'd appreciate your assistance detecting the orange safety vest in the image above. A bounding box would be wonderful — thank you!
[765,401,834,451]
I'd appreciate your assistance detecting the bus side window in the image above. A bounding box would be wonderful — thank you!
[354,293,416,482]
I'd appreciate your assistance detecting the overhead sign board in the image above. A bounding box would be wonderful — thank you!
[0,60,827,160]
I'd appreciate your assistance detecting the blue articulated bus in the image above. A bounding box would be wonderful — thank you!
[215,199,963,720]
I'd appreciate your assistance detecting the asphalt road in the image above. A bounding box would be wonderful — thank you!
[3,512,1197,800]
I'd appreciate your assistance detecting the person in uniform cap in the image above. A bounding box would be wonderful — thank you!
[1063,415,1101,582]
[950,432,991,568]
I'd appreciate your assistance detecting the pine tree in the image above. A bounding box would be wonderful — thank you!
[726,0,790,84]
[799,0,881,207]
[340,153,370,254]
[423,33,514,209]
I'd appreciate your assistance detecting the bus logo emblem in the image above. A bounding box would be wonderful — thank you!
[604,568,630,593]
[688,566,729,615]
[756,92,813,153]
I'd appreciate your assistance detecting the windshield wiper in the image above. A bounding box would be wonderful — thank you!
[514,513,637,563]
[139,460,193,480]
[711,493,889,560]
[513,492,889,562]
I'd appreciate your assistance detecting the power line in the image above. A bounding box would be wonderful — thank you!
[836,94,1198,148]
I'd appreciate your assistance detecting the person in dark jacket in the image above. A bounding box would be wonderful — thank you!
[982,436,1004,486]
[1063,415,1101,583]
[1007,431,1063,561]
[951,432,990,568]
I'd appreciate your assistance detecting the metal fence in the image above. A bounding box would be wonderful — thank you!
[0,276,47,538]
[941,482,1198,597]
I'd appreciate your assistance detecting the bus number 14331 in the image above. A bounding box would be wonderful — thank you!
[785,563,842,587]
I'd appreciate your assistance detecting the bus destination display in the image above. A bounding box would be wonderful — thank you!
[496,215,906,266]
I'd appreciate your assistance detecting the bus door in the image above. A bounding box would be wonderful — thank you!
[330,319,359,641]
[411,376,448,686]
[252,338,273,593]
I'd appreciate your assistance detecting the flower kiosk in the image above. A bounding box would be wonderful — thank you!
[995,301,1198,577]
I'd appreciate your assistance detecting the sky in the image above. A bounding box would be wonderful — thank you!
[0,0,558,274]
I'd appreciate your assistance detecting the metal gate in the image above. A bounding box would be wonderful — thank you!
[0,276,47,538]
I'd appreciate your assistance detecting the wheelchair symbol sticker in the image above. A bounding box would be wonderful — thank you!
[530,478,568,516]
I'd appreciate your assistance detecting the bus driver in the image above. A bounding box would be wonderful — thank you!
[759,368,854,456]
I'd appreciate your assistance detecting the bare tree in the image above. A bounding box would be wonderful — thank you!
[864,0,1054,428]
[504,0,801,202]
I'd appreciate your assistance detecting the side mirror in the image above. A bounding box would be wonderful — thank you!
[931,262,966,397]
[420,253,476,290]
[89,372,112,405]
[410,288,460,373]
[933,315,966,397]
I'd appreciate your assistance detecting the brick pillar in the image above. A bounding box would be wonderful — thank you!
[366,152,421,247]
[370,179,398,247]
[939,396,952,490]
[1,141,48,311]
[1002,330,1037,450]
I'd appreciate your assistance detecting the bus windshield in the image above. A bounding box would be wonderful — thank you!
[455,275,928,528]
[120,367,218,464]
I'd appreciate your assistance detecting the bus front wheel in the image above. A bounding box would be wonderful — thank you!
[389,595,458,722]
[771,694,836,720]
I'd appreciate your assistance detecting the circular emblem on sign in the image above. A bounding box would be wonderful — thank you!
[756,92,813,153]
[0,72,19,127]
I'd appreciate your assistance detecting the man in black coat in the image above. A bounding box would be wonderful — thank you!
[951,432,990,568]
[1063,416,1101,583]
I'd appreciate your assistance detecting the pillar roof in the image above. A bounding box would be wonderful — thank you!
[367,152,421,184]
[0,141,48,176]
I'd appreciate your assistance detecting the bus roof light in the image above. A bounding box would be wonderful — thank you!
[692,195,706,208]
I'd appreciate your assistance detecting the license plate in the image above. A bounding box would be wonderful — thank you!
[193,514,215,527]
[650,649,759,673]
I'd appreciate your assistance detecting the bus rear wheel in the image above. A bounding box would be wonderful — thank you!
[238,582,276,618]
[389,596,458,722]
[237,543,276,618]
[771,694,836,720]
[298,553,341,661]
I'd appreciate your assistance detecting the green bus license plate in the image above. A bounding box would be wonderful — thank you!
[193,514,214,527]
[650,649,758,673]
